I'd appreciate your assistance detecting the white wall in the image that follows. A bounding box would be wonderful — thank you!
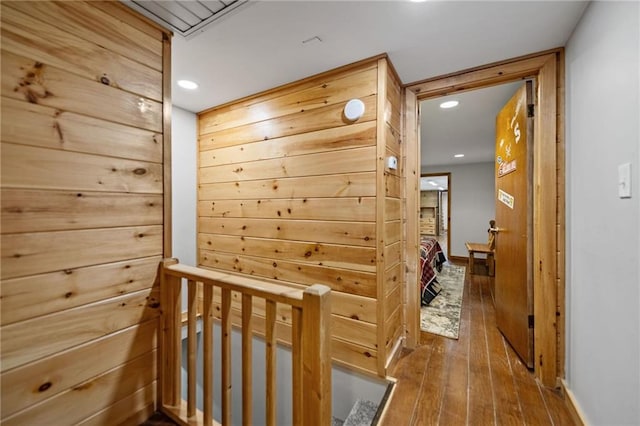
[423,162,495,257]
[171,106,197,265]
[565,2,640,424]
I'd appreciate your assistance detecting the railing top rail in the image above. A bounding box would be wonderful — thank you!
[164,263,305,307]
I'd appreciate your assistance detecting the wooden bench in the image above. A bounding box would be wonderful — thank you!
[465,220,496,276]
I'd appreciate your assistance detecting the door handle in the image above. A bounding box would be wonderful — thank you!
[489,227,501,233]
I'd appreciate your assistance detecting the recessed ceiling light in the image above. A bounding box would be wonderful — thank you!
[177,80,198,90]
[454,154,465,158]
[440,100,459,109]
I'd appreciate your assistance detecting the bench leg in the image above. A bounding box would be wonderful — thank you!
[487,253,495,277]
[468,252,475,275]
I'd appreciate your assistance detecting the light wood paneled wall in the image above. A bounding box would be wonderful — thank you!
[380,60,405,371]
[197,56,404,376]
[0,2,170,424]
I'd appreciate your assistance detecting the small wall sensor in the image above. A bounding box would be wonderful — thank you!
[344,99,365,121]
[387,156,398,170]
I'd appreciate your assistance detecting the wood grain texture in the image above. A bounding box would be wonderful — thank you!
[4,1,162,71]
[1,143,163,194]
[0,256,161,325]
[384,220,402,245]
[265,299,277,426]
[533,54,559,387]
[1,189,162,234]
[2,50,162,132]
[1,289,159,372]
[200,66,377,134]
[199,121,376,168]
[200,217,375,247]
[1,225,163,279]
[200,146,376,183]
[242,294,253,426]
[403,87,420,349]
[198,57,385,376]
[199,233,376,272]
[75,382,156,426]
[199,250,377,300]
[1,98,162,163]
[380,264,575,426]
[199,172,376,200]
[301,285,332,425]
[2,350,157,426]
[198,197,376,221]
[199,95,377,150]
[202,284,215,425]
[0,319,157,419]
[375,58,388,376]
[0,4,162,101]
[0,2,168,423]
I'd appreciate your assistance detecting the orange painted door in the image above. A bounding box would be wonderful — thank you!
[494,81,534,368]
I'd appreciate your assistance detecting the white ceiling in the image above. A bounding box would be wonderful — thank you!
[420,175,449,191]
[139,0,588,167]
[421,81,523,168]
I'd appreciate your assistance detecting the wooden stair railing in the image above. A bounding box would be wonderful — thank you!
[159,259,332,426]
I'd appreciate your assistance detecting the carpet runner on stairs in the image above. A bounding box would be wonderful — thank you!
[333,399,379,426]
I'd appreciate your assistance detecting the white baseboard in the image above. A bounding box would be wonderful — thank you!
[560,379,587,426]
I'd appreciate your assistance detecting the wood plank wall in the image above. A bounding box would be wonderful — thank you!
[0,2,170,424]
[379,60,404,371]
[197,56,403,376]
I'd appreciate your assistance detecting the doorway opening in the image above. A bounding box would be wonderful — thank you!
[403,50,564,387]
[419,173,450,258]
[417,83,522,339]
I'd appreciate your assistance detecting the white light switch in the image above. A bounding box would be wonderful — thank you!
[618,162,632,198]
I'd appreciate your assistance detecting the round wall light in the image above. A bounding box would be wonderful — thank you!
[344,99,365,121]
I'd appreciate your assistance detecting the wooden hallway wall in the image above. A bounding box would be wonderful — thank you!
[0,2,171,424]
[197,56,404,377]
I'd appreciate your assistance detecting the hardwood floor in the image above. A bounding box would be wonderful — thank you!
[381,262,574,426]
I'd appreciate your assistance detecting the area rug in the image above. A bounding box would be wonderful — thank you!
[420,264,466,339]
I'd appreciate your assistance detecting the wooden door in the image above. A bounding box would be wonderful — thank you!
[494,81,534,368]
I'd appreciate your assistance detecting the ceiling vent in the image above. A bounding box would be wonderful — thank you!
[123,0,247,38]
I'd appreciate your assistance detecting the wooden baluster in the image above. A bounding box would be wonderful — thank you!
[265,299,277,426]
[172,277,183,407]
[242,294,253,426]
[291,306,303,425]
[160,258,179,407]
[187,280,197,417]
[203,283,214,426]
[221,288,232,425]
[302,285,332,426]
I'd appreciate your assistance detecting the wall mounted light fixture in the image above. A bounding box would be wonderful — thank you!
[344,98,365,121]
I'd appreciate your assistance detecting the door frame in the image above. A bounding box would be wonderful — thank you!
[403,48,564,387]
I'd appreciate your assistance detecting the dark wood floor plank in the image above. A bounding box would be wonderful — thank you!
[468,274,496,425]
[383,345,432,426]
[412,337,446,425]
[380,261,575,426]
[482,274,527,425]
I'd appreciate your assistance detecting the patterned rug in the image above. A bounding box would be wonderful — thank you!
[420,264,466,339]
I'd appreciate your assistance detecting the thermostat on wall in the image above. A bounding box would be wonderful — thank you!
[387,156,398,170]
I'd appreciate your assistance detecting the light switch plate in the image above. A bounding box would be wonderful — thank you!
[618,162,631,198]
